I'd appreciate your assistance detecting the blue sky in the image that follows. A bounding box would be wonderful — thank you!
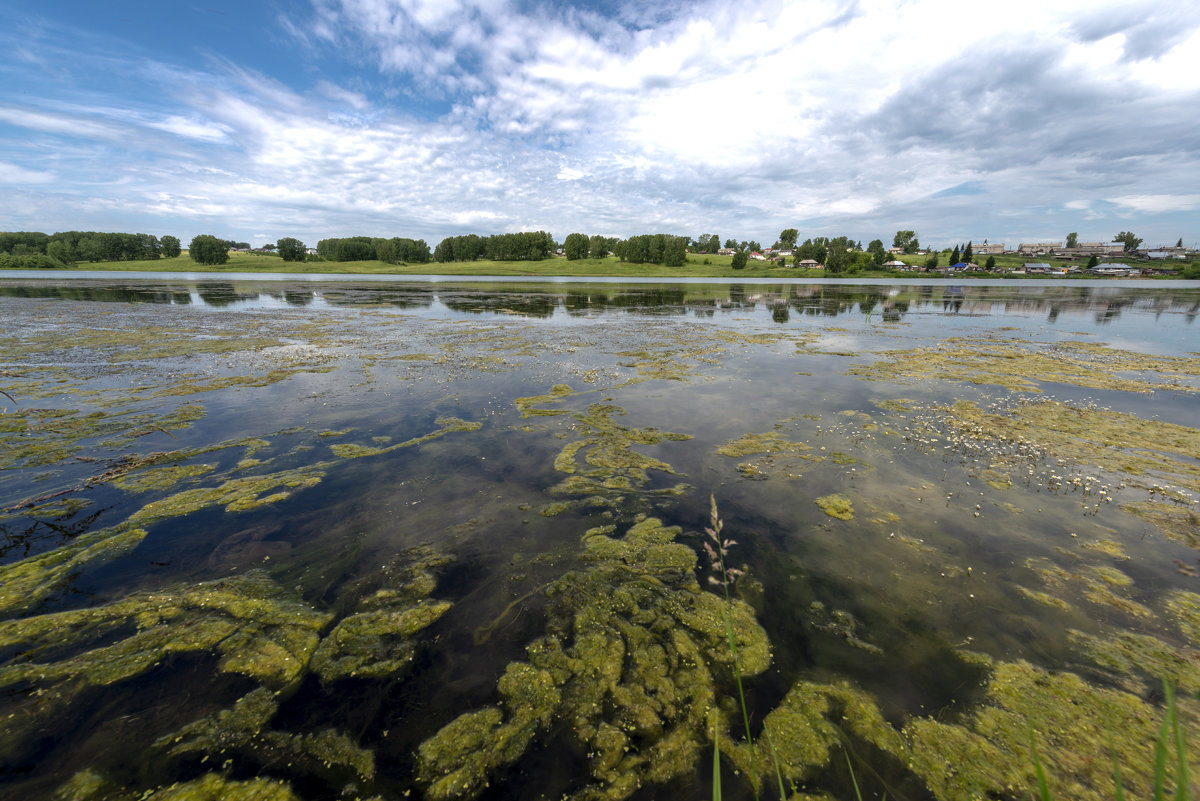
[2,0,1198,250]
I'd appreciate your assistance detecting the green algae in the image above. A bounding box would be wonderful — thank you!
[539,501,571,517]
[1025,556,1153,620]
[0,572,331,759]
[516,394,692,513]
[1068,628,1200,695]
[328,416,482,459]
[1018,585,1073,611]
[716,431,809,458]
[111,463,216,492]
[903,660,1182,801]
[311,546,453,682]
[849,336,1200,395]
[1122,501,1200,548]
[155,688,375,793]
[1165,591,1200,645]
[418,517,768,801]
[0,570,329,688]
[815,494,854,520]
[515,383,577,416]
[807,601,883,654]
[56,771,307,801]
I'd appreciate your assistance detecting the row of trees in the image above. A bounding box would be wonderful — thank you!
[315,236,431,264]
[0,230,182,264]
[611,234,689,267]
[562,233,619,260]
[433,231,555,262]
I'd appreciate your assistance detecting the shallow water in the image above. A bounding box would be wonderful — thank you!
[2,278,1199,801]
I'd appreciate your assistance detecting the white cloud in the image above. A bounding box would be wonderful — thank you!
[1108,194,1200,214]
[0,160,54,184]
[145,115,231,141]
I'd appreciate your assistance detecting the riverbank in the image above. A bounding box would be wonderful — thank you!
[3,250,1194,280]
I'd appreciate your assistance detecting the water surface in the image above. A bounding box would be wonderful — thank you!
[2,278,1199,801]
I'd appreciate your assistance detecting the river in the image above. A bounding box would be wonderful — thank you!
[1,276,1198,800]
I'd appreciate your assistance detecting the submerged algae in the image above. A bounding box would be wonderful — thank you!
[0,571,330,760]
[327,416,482,460]
[310,545,454,682]
[814,494,855,521]
[418,517,768,801]
[155,687,375,794]
[518,386,692,513]
[849,336,1200,395]
[56,771,309,801]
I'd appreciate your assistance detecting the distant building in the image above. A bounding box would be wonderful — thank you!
[797,259,820,269]
[1023,262,1054,273]
[1018,243,1060,255]
[974,243,1005,255]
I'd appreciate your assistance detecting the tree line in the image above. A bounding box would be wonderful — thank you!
[0,230,182,268]
[315,236,431,264]
[433,231,555,262]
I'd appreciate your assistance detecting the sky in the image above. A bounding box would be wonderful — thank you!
[1,0,1198,251]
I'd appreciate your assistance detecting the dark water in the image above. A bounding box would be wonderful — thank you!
[1,278,1199,801]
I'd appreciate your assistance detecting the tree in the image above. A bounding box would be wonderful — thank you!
[1115,231,1143,252]
[867,239,887,266]
[950,245,961,265]
[731,251,748,270]
[724,238,737,249]
[707,234,720,254]
[893,230,919,254]
[924,252,940,269]
[1065,232,1078,249]
[277,237,307,262]
[588,235,609,259]
[746,240,762,253]
[963,241,973,264]
[778,228,798,250]
[1086,255,1099,268]
[46,240,74,264]
[160,235,181,258]
[563,233,589,260]
[985,255,996,271]
[824,236,853,273]
[189,234,229,265]
[1177,237,1184,248]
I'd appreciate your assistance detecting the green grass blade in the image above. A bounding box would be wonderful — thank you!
[1155,684,1173,801]
[1029,724,1053,801]
[844,747,864,801]
[712,716,722,801]
[1167,682,1189,801]
[1109,735,1127,801]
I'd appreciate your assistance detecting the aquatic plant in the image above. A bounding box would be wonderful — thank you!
[155,688,376,794]
[310,545,454,682]
[0,571,331,760]
[418,516,768,801]
[814,494,854,520]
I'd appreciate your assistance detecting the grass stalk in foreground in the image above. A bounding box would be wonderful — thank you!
[705,496,759,798]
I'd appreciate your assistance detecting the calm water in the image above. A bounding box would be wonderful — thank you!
[2,278,1199,801]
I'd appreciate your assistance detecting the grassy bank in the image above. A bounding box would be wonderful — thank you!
[11,250,1193,279]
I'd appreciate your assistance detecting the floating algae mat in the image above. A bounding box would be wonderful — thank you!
[2,277,1200,800]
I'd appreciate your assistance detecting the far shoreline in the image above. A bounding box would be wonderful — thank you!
[0,250,1193,282]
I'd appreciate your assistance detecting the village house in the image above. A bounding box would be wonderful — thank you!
[797,259,821,269]
[1018,243,1061,255]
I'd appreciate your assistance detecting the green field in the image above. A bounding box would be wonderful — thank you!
[16,249,1193,279]
[48,251,840,278]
